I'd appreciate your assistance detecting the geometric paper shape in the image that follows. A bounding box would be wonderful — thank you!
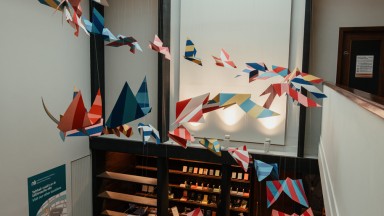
[168,125,195,149]
[254,160,279,182]
[228,145,250,172]
[199,138,221,156]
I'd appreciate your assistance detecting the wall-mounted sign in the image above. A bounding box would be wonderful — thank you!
[28,164,67,216]
[355,55,374,78]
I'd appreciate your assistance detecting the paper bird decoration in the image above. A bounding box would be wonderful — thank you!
[149,35,171,60]
[93,0,109,6]
[202,93,279,118]
[228,145,250,172]
[38,0,64,11]
[290,76,327,99]
[242,62,268,82]
[254,160,279,182]
[138,123,161,144]
[174,93,210,124]
[272,65,290,77]
[271,208,314,216]
[64,7,89,37]
[261,83,321,108]
[213,49,237,68]
[266,177,309,208]
[83,8,117,41]
[168,125,195,148]
[184,38,202,66]
[106,35,143,54]
[199,138,221,156]
[186,208,203,216]
[103,124,133,138]
[105,77,151,137]
[42,88,103,140]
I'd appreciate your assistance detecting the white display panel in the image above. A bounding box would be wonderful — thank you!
[179,0,292,145]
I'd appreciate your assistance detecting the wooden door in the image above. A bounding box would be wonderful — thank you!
[337,27,384,96]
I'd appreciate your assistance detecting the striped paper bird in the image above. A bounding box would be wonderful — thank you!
[291,76,327,99]
[272,65,290,77]
[228,145,250,172]
[202,93,279,118]
[42,88,103,140]
[254,160,279,182]
[93,0,109,6]
[138,123,160,144]
[174,93,210,124]
[266,177,309,208]
[149,35,171,60]
[242,62,268,82]
[261,83,321,108]
[199,138,221,156]
[184,38,202,66]
[213,49,237,68]
[168,125,195,148]
[186,208,204,216]
[38,0,64,11]
[64,7,89,37]
[271,208,314,216]
[83,8,117,41]
[106,35,143,54]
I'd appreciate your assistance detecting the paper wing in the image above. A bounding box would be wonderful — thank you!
[199,138,221,156]
[174,93,210,124]
[186,208,203,216]
[228,145,250,172]
[168,125,195,148]
[136,76,152,115]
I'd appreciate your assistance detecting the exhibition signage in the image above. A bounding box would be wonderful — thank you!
[28,164,67,216]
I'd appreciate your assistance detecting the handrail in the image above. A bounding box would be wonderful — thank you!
[324,82,384,119]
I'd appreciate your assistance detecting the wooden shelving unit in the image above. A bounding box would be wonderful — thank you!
[230,207,249,213]
[169,184,220,194]
[97,171,157,185]
[169,198,217,208]
[98,191,157,207]
[101,209,128,216]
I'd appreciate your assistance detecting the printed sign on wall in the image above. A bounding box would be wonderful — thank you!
[28,164,67,216]
[355,55,374,78]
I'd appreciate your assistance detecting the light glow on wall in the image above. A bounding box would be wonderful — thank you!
[258,116,282,130]
[219,106,244,126]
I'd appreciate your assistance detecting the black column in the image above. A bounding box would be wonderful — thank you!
[157,157,169,216]
[157,0,171,143]
[219,164,231,216]
[298,0,312,157]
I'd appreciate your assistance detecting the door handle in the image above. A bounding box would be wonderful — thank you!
[343,51,350,55]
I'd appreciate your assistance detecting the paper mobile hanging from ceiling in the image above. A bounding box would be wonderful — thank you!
[186,208,204,216]
[104,77,151,137]
[174,93,210,124]
[199,138,221,156]
[202,93,279,118]
[42,88,103,141]
[213,49,237,68]
[106,35,143,54]
[184,38,203,66]
[83,8,116,41]
[228,145,250,172]
[254,160,279,182]
[168,125,195,148]
[266,177,309,208]
[93,0,109,7]
[138,123,161,144]
[271,208,314,216]
[149,35,171,60]
[242,62,268,82]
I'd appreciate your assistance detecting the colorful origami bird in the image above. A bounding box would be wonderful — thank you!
[42,88,103,140]
[93,0,109,6]
[272,65,290,77]
[254,160,279,182]
[168,125,195,148]
[184,38,202,66]
[266,177,309,208]
[106,35,143,54]
[271,208,314,216]
[213,49,237,68]
[83,8,117,41]
[64,7,89,37]
[228,145,250,172]
[202,93,279,118]
[186,208,204,216]
[174,93,210,124]
[149,35,171,60]
[38,0,64,11]
[199,138,221,156]
[104,77,151,137]
[138,123,161,144]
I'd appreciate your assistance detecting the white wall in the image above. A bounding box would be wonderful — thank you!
[319,85,384,215]
[306,0,384,157]
[170,0,305,156]
[0,1,91,215]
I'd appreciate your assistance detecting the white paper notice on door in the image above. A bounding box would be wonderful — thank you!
[355,55,374,78]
